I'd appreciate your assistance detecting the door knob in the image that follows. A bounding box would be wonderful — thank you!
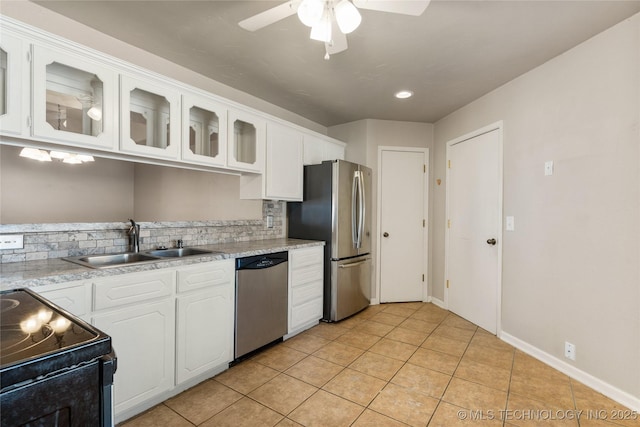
[486,238,497,246]
[383,232,389,238]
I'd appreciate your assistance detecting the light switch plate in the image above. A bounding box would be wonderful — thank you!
[0,234,24,250]
[505,216,515,231]
[544,161,554,176]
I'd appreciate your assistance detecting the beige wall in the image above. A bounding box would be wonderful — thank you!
[0,145,262,223]
[0,0,326,135]
[330,119,434,301]
[134,164,261,221]
[0,145,134,223]
[433,14,640,399]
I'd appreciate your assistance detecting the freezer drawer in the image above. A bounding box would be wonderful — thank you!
[329,256,371,321]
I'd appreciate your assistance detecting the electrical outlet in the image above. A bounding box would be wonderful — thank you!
[0,234,24,250]
[564,342,576,361]
[266,215,274,228]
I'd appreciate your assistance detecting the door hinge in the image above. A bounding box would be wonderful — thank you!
[422,274,425,282]
[423,164,426,173]
[423,219,425,227]
[448,160,451,169]
[26,50,31,62]
[446,279,450,288]
[447,219,451,228]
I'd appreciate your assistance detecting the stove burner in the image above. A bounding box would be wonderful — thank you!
[0,298,19,313]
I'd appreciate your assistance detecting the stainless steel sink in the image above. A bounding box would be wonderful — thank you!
[145,248,218,258]
[63,247,221,269]
[64,252,161,269]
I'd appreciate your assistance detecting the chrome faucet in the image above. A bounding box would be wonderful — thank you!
[128,219,140,253]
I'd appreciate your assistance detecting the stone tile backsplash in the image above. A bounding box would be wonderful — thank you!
[0,201,285,263]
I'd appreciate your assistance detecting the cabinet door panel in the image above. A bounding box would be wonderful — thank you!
[92,298,175,414]
[181,93,227,167]
[32,45,117,149]
[227,109,265,173]
[120,74,180,159]
[0,32,27,136]
[265,122,303,201]
[176,285,233,384]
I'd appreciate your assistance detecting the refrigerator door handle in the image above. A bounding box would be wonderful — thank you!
[338,258,370,268]
[352,172,359,247]
[357,171,365,249]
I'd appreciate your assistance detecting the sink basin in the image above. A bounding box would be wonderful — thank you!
[145,248,218,258]
[63,247,221,269]
[64,253,160,269]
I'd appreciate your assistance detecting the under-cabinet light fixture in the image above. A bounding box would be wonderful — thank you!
[20,147,94,164]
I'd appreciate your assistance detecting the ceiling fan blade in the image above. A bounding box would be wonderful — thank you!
[239,1,300,31]
[352,0,430,16]
[326,28,348,54]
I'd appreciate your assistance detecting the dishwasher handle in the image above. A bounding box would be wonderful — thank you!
[236,251,288,270]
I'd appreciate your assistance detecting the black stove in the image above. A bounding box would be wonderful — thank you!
[1,288,116,427]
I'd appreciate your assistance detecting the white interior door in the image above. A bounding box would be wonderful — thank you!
[446,125,502,334]
[379,148,428,302]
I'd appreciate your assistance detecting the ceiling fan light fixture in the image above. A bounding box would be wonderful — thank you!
[334,0,361,34]
[297,0,324,27]
[310,7,332,43]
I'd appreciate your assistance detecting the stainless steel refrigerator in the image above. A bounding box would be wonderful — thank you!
[288,160,372,322]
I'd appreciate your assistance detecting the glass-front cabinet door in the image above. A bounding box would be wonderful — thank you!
[0,32,27,136]
[120,74,180,160]
[227,109,265,173]
[32,45,116,149]
[181,93,227,167]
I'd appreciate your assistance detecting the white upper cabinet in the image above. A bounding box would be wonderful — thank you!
[32,45,117,150]
[120,74,180,160]
[181,93,227,167]
[0,32,28,136]
[265,122,303,200]
[240,121,303,201]
[227,108,265,173]
[303,134,346,165]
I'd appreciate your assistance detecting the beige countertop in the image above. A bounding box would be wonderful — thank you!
[0,238,324,291]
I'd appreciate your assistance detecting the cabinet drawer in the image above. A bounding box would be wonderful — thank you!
[291,297,322,330]
[177,259,234,294]
[291,264,323,288]
[37,284,89,317]
[291,280,323,306]
[289,246,323,268]
[93,270,175,311]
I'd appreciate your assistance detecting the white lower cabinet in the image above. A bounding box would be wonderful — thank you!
[175,259,234,385]
[288,246,324,334]
[91,270,176,420]
[34,280,91,322]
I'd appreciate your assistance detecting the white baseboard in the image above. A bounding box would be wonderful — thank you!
[427,296,446,309]
[500,331,640,412]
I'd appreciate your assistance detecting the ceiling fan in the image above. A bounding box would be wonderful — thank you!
[239,0,430,59]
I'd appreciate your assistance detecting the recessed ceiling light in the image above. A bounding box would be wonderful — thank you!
[394,90,413,99]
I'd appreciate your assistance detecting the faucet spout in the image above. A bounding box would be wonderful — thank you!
[128,219,140,253]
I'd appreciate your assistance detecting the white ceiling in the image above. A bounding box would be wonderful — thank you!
[32,0,640,127]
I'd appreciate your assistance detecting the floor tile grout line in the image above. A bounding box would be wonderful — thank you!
[425,322,478,426]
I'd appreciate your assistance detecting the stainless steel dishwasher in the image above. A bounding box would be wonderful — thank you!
[235,252,288,360]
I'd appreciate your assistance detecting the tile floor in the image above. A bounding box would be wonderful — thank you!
[120,303,639,427]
